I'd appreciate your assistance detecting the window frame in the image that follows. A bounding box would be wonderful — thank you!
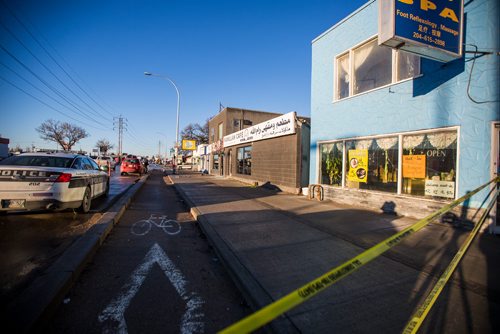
[333,35,421,102]
[316,126,460,200]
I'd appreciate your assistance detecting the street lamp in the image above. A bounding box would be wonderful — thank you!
[144,71,180,173]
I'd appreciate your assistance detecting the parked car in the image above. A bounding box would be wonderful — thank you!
[120,158,144,175]
[95,156,116,171]
[0,152,109,213]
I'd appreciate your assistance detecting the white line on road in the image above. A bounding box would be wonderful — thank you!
[98,243,204,334]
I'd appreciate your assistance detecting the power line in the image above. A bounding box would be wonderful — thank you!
[0,74,109,131]
[0,19,113,123]
[0,60,112,129]
[0,1,117,119]
[0,43,111,128]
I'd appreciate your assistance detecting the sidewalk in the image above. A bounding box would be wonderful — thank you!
[171,173,500,333]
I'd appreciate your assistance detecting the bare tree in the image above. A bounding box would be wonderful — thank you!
[36,119,89,151]
[96,138,114,155]
[180,119,209,144]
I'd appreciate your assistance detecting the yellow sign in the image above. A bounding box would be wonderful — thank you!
[347,149,368,183]
[182,139,196,150]
[402,155,426,178]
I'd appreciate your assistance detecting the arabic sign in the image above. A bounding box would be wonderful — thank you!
[182,139,197,151]
[347,149,368,183]
[379,0,463,62]
[223,112,296,147]
[402,155,426,178]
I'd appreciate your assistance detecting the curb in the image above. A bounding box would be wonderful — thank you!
[5,174,149,333]
[170,176,299,333]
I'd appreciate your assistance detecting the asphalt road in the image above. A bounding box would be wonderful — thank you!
[0,172,139,308]
[46,171,250,333]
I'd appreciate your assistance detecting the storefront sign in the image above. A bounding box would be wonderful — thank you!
[347,149,368,183]
[379,0,463,62]
[182,139,197,150]
[403,154,426,178]
[223,112,296,147]
[425,180,455,198]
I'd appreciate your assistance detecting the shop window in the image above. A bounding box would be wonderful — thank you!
[213,154,219,170]
[345,137,398,193]
[319,142,343,186]
[335,37,420,100]
[402,131,457,199]
[237,146,252,175]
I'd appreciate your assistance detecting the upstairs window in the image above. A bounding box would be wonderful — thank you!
[335,37,420,100]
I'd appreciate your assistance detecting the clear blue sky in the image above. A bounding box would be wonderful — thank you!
[0,0,367,157]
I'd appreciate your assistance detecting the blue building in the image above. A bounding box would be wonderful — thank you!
[310,0,499,231]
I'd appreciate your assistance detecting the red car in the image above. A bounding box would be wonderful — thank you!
[120,158,144,176]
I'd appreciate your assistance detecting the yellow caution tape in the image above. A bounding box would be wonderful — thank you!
[219,177,499,334]
[403,187,499,334]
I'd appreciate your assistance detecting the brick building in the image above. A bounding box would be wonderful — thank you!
[208,107,310,194]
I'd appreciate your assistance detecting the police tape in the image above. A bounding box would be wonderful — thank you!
[403,186,499,334]
[218,177,499,334]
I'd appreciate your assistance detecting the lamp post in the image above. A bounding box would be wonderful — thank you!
[144,71,180,174]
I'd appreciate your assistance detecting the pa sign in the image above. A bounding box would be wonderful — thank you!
[379,0,463,62]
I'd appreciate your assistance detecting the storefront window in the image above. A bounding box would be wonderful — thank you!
[345,136,398,193]
[319,142,343,186]
[213,154,219,170]
[402,131,457,199]
[237,146,252,175]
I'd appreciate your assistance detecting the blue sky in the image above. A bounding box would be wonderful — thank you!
[0,0,367,157]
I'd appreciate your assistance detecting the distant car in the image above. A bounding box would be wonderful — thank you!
[120,158,144,176]
[0,153,109,213]
[95,156,116,171]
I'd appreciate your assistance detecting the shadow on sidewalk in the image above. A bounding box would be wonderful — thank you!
[177,177,499,333]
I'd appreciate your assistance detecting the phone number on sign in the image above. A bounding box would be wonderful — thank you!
[412,32,446,47]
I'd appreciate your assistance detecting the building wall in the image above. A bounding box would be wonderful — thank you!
[227,121,310,194]
[310,0,499,213]
[208,108,284,175]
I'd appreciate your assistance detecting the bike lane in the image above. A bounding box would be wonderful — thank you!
[47,171,249,333]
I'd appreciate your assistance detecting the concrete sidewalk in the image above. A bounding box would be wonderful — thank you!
[171,173,500,334]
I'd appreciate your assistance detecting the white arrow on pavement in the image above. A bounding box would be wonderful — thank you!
[98,243,204,334]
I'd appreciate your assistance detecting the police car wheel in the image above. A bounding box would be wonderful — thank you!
[79,186,92,213]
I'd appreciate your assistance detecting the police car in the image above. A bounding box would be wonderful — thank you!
[0,153,109,213]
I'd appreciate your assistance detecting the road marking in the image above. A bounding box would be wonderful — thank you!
[130,214,182,236]
[98,243,204,334]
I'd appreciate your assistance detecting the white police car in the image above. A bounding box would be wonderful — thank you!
[0,153,109,213]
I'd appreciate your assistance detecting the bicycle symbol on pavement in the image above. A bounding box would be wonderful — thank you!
[131,214,181,236]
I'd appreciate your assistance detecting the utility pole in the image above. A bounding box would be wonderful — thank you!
[158,140,161,160]
[113,115,127,158]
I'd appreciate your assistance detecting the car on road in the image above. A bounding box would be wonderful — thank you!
[95,156,116,171]
[0,152,109,213]
[120,157,144,176]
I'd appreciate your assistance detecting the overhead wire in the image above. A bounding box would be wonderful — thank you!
[0,74,109,131]
[0,20,113,125]
[0,60,107,127]
[0,1,117,120]
[0,43,112,129]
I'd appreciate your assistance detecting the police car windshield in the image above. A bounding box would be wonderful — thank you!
[0,155,74,168]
